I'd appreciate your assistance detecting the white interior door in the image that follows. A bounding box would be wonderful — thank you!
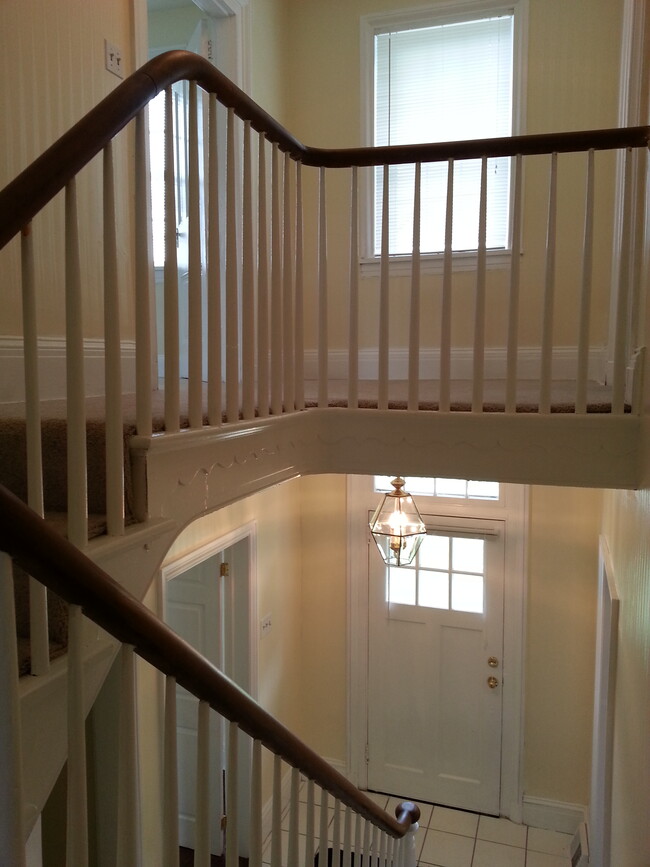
[367,514,505,815]
[165,537,251,854]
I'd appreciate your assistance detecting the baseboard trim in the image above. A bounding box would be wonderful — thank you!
[304,346,608,383]
[0,336,136,403]
[522,795,588,835]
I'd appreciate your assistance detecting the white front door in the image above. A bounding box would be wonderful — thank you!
[367,515,505,815]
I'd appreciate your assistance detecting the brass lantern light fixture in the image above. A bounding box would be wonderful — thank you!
[369,477,426,567]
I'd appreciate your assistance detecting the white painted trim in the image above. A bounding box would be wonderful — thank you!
[346,475,527,820]
[305,345,608,385]
[261,762,292,844]
[521,796,587,835]
[589,537,619,867]
[0,336,136,403]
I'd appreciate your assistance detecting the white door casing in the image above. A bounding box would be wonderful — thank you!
[347,475,527,821]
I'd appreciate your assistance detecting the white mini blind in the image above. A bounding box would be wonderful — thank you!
[374,14,514,255]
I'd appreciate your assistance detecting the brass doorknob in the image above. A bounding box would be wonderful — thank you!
[487,676,499,689]
[488,657,499,668]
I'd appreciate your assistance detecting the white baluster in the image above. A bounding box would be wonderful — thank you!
[164,87,180,432]
[163,675,179,867]
[540,152,558,414]
[505,154,523,413]
[378,164,390,410]
[342,805,352,867]
[207,94,222,426]
[354,809,362,864]
[271,144,283,415]
[294,162,305,410]
[64,179,88,548]
[188,81,203,429]
[408,162,422,410]
[257,134,270,417]
[103,140,125,535]
[331,799,341,865]
[439,159,454,412]
[271,754,283,867]
[319,789,330,866]
[0,552,27,867]
[612,147,634,414]
[386,832,395,867]
[378,829,387,867]
[226,107,240,423]
[576,149,595,414]
[472,156,488,413]
[401,820,419,867]
[304,779,315,864]
[348,166,360,409]
[116,645,142,866]
[283,153,295,411]
[195,701,211,867]
[226,721,239,867]
[371,822,380,867]
[318,167,329,407]
[66,605,88,866]
[249,740,263,867]
[242,121,256,420]
[21,224,49,675]
[362,816,371,863]
[287,767,300,867]
[135,109,153,437]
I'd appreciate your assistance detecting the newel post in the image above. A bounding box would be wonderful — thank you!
[396,801,420,867]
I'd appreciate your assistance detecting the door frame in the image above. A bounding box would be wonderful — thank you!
[346,475,528,821]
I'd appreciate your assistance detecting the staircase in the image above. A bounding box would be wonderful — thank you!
[1,48,649,865]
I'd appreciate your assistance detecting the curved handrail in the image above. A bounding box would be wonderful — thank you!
[1,48,649,249]
[0,482,420,838]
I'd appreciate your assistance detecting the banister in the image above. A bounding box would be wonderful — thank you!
[0,482,419,839]
[1,48,649,249]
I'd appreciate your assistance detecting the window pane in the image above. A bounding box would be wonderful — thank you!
[452,573,484,613]
[419,571,449,609]
[467,480,500,500]
[388,567,416,604]
[418,534,449,570]
[436,478,468,498]
[452,537,484,574]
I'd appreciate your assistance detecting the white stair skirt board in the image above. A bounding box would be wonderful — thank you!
[0,336,136,403]
[521,795,588,835]
[303,346,609,384]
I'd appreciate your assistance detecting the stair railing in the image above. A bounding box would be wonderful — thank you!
[0,481,421,867]
[0,50,648,676]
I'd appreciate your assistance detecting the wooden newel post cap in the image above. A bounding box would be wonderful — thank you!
[395,801,421,826]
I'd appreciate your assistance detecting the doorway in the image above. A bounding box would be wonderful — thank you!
[162,525,257,856]
[347,475,527,820]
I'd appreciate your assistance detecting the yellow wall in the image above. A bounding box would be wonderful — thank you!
[282,0,623,353]
[601,488,650,866]
[0,0,136,339]
[525,485,601,804]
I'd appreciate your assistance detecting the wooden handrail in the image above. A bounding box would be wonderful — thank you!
[1,49,649,249]
[0,483,420,838]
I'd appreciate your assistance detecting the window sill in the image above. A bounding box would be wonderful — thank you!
[360,249,512,278]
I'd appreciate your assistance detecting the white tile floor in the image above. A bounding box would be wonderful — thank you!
[263,787,575,867]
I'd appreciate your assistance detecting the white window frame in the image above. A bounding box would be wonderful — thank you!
[359,0,528,276]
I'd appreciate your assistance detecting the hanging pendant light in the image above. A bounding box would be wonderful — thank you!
[369,477,426,567]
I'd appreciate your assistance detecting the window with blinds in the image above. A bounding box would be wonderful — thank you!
[367,5,521,258]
